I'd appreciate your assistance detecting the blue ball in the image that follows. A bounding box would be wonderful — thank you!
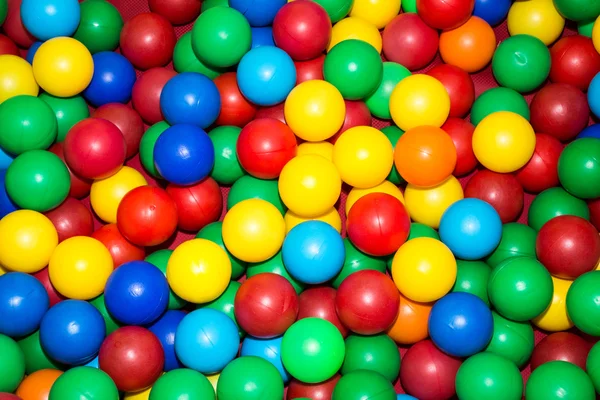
[588,72,600,119]
[175,308,240,374]
[84,356,99,368]
[241,335,290,383]
[21,0,80,40]
[83,52,137,107]
[0,272,49,338]
[26,41,43,64]
[578,124,600,140]
[229,0,286,26]
[428,292,493,358]
[153,124,215,186]
[104,261,169,326]
[149,310,185,372]
[397,395,418,400]
[0,170,18,219]
[282,221,345,284]
[439,198,502,260]
[237,46,296,106]
[251,27,275,49]
[160,72,221,128]
[0,146,13,169]
[40,299,105,365]
[473,0,511,26]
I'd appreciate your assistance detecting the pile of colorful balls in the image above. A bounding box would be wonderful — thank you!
[1,0,600,398]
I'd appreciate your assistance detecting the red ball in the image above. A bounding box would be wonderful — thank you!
[3,0,35,48]
[589,198,600,231]
[441,117,477,176]
[295,55,325,85]
[417,0,475,30]
[0,34,19,56]
[400,340,461,400]
[44,198,94,243]
[328,100,371,144]
[536,215,600,279]
[464,170,524,223]
[530,332,592,371]
[214,72,257,127]
[515,133,563,193]
[63,118,126,180]
[93,104,145,159]
[132,67,177,125]
[286,375,341,400]
[346,193,411,257]
[297,287,349,337]
[166,177,223,232]
[48,142,92,199]
[33,267,65,307]
[427,64,474,118]
[272,0,331,61]
[236,118,298,179]
[99,326,164,392]
[234,273,299,338]
[550,36,600,92]
[119,13,176,70]
[335,269,400,335]
[148,0,201,25]
[383,13,439,71]
[529,83,590,142]
[255,103,286,124]
[116,186,178,247]
[92,223,146,268]
[0,394,22,400]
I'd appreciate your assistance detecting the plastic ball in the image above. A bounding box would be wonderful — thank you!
[404,176,464,228]
[528,187,590,231]
[0,55,38,105]
[455,352,523,400]
[173,31,224,78]
[329,100,372,143]
[47,143,91,199]
[471,87,530,127]
[93,107,143,160]
[228,175,286,215]
[16,369,62,400]
[526,361,595,400]
[556,0,600,20]
[385,293,432,345]
[3,0,35,48]
[168,179,222,232]
[344,180,404,215]
[92,223,145,269]
[558,138,600,199]
[150,369,215,400]
[0,334,25,393]
[364,63,410,120]
[530,332,590,371]
[241,336,289,383]
[45,198,93,243]
[0,272,48,338]
[550,36,600,91]
[20,0,80,40]
[485,311,535,368]
[25,40,42,63]
[588,341,600,394]
[312,0,351,23]
[131,69,176,125]
[566,271,600,336]
[532,276,574,332]
[213,73,256,127]
[383,15,438,72]
[138,122,168,179]
[120,12,175,70]
[332,370,395,400]
[331,238,386,288]
[579,124,600,139]
[328,17,382,53]
[83,52,135,107]
[465,170,522,223]
[515,133,563,193]
[485,222,536,268]
[0,34,18,56]
[428,65,475,119]
[251,26,275,48]
[341,334,399,382]
[452,260,491,305]
[440,118,476,176]
[37,94,88,143]
[416,0,474,30]
[149,0,200,25]
[217,356,284,400]
[48,367,118,400]
[295,55,325,84]
[160,73,220,128]
[473,0,510,25]
[439,16,496,73]
[145,249,188,309]
[208,126,245,185]
[297,287,347,337]
[90,167,146,224]
[507,0,565,45]
[73,0,122,54]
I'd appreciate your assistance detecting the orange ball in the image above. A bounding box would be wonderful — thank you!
[394,126,457,188]
[16,369,62,400]
[439,16,496,73]
[386,293,433,345]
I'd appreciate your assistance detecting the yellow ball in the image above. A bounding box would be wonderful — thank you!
[167,238,232,304]
[392,237,457,302]
[473,111,536,173]
[285,80,346,142]
[0,265,6,276]
[297,141,334,162]
[124,387,152,400]
[593,16,600,54]
[404,176,464,229]
[222,199,286,263]
[349,0,402,29]
[278,154,342,218]
[0,210,58,273]
[284,207,342,234]
[49,236,114,300]
[532,276,574,332]
[207,374,219,393]
[91,166,148,224]
[345,180,405,215]
[329,17,383,53]
[33,37,94,98]
[0,55,39,104]
[390,74,451,131]
[332,126,394,189]
[507,0,565,46]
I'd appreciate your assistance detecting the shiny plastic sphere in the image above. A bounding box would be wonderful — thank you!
[48,367,118,400]
[404,176,464,229]
[331,238,386,288]
[566,271,600,336]
[530,332,591,371]
[471,87,529,126]
[92,224,145,269]
[558,138,600,199]
[91,166,147,224]
[385,293,432,345]
[532,276,574,332]
[485,311,534,368]
[526,361,595,400]
[213,73,256,127]
[465,170,523,223]
[120,12,176,70]
[416,0,474,30]
[241,335,289,383]
[587,341,600,394]
[451,260,491,305]
[349,0,400,28]
[341,334,399,382]
[507,0,565,45]
[131,68,176,125]
[485,222,536,268]
[74,0,123,54]
[92,104,144,159]
[0,272,48,338]
[83,52,136,107]
[47,143,91,199]
[439,16,497,73]
[246,250,305,294]
[149,0,200,25]
[287,375,340,400]
[427,64,475,118]
[455,352,523,400]
[345,180,405,216]
[515,133,563,193]
[150,369,215,400]
[16,368,62,400]
[294,55,325,84]
[160,73,220,128]
[208,126,245,185]
[297,287,348,337]
[366,62,411,120]
[0,334,25,393]
[528,187,590,231]
[0,55,38,104]
[227,175,285,215]
[382,13,438,71]
[473,0,510,25]
[328,17,382,53]
[217,356,284,400]
[332,370,395,400]
[45,197,94,243]
[442,118,477,176]
[167,179,222,232]
[550,36,600,91]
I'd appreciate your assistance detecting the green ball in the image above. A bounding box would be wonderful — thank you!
[209,126,245,185]
[246,250,305,294]
[139,121,169,179]
[485,223,537,268]
[488,257,553,321]
[90,294,122,334]
[150,368,215,400]
[566,271,600,336]
[18,330,63,374]
[324,39,384,100]
[174,32,225,79]
[314,0,352,22]
[578,18,595,37]
[196,221,247,279]
[282,318,345,384]
[191,7,252,68]
[0,0,7,26]
[73,0,123,54]
[553,0,600,21]
[492,35,551,93]
[408,222,440,241]
[0,95,57,155]
[485,311,534,368]
[525,361,595,400]
[145,249,188,309]
[49,367,119,400]
[332,370,396,400]
[366,62,411,119]
[6,150,70,212]
[39,93,90,143]
[198,280,245,337]
[332,238,386,288]
[528,187,590,231]
[0,334,25,392]
[586,341,600,394]
[456,352,523,400]
[558,138,600,199]
[341,334,400,382]
[402,0,417,12]
[380,125,405,185]
[452,260,492,305]
[470,87,530,126]
[217,356,284,400]
[227,175,286,215]
[201,0,228,12]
